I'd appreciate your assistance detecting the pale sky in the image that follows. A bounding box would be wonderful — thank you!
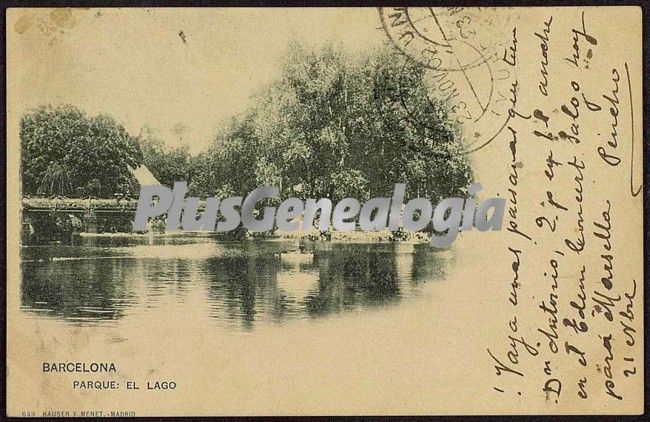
[7,8,384,153]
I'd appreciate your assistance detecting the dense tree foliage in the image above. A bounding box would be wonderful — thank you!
[21,44,473,204]
[139,126,194,188]
[195,43,473,202]
[21,105,143,197]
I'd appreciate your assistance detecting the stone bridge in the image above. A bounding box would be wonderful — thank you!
[22,197,142,235]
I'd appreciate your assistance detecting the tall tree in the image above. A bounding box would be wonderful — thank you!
[21,104,143,197]
[200,43,473,203]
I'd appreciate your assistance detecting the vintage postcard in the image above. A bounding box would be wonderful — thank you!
[6,6,644,416]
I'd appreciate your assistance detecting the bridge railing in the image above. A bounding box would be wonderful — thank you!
[22,196,140,211]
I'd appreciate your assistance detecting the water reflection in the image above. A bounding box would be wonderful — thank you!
[21,237,447,330]
[22,258,138,323]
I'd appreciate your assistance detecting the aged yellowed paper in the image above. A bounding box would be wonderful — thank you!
[6,7,644,416]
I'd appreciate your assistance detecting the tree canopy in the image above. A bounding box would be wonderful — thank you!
[21,43,473,203]
[138,126,194,189]
[21,104,143,197]
[193,43,473,203]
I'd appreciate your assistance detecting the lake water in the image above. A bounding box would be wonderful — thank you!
[20,235,449,331]
[14,234,483,415]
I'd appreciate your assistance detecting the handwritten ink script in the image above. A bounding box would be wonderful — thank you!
[482,7,643,414]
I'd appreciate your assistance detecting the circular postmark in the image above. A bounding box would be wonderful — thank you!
[379,7,516,153]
